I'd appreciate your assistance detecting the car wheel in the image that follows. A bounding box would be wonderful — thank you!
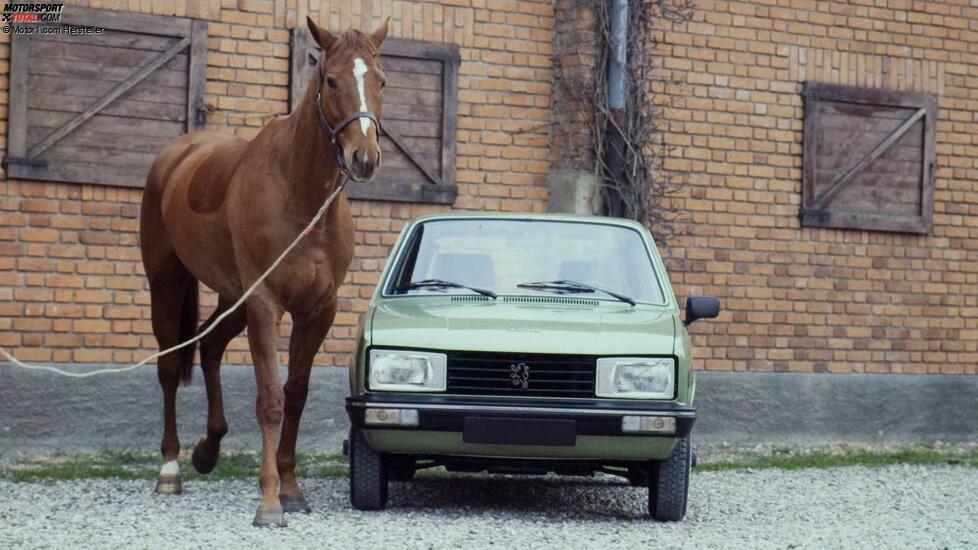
[349,427,388,510]
[389,458,416,482]
[648,435,691,521]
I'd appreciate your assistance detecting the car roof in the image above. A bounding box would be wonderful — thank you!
[408,211,650,232]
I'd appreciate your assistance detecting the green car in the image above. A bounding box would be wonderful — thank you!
[345,213,719,520]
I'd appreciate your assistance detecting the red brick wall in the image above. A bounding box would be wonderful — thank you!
[657,0,977,374]
[4,1,976,377]
[0,0,552,367]
[551,0,597,172]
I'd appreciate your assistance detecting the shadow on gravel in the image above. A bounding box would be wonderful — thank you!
[377,475,649,519]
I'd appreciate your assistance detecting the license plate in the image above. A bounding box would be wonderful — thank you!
[463,417,577,446]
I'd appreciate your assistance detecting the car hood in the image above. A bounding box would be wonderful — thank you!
[369,299,676,355]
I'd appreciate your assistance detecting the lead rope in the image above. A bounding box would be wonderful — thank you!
[0,177,349,378]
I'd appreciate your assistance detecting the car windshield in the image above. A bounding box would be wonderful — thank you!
[388,219,667,304]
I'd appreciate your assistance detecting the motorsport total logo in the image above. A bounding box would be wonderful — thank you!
[2,3,64,23]
[2,3,103,35]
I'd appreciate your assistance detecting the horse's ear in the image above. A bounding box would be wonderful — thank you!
[307,16,336,52]
[369,17,390,49]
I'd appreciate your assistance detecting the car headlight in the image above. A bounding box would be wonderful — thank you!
[595,357,675,399]
[368,349,447,392]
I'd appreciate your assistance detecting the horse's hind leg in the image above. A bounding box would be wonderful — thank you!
[142,150,200,494]
[147,260,198,495]
[191,297,247,474]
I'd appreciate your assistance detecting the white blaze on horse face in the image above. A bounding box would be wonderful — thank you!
[160,460,179,476]
[353,57,371,136]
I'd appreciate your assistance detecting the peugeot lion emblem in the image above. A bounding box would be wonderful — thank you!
[510,362,530,389]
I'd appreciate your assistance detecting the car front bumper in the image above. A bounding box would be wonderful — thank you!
[346,394,695,461]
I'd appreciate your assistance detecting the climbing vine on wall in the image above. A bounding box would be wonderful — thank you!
[581,0,694,243]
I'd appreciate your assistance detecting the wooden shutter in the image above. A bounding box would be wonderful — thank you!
[291,30,458,204]
[801,82,937,234]
[5,7,207,188]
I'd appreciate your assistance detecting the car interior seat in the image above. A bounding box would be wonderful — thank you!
[431,253,495,288]
[558,260,594,284]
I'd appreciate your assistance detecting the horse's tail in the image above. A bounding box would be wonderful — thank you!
[178,278,199,386]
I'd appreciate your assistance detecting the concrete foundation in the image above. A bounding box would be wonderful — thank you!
[1,364,974,454]
[0,363,349,454]
[547,169,599,214]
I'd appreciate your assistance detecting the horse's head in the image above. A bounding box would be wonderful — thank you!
[307,17,388,182]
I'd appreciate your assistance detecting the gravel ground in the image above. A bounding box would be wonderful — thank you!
[0,465,975,549]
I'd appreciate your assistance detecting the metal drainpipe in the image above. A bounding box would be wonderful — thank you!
[603,0,629,217]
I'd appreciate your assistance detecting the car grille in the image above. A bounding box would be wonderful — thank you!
[445,351,596,398]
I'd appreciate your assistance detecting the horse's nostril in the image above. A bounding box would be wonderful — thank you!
[352,150,365,172]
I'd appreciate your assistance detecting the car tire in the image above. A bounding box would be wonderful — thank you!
[648,434,691,521]
[349,428,388,510]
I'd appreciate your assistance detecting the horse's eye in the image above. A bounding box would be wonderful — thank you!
[325,76,337,89]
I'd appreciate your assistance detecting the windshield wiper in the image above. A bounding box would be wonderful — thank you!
[516,280,636,306]
[395,278,497,299]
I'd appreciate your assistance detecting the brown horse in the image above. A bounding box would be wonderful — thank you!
[139,17,387,527]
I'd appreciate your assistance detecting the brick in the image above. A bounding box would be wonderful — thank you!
[20,228,59,243]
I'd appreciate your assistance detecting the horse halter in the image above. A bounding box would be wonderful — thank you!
[315,70,381,176]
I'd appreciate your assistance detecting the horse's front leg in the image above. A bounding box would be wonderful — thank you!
[245,294,287,527]
[277,303,337,513]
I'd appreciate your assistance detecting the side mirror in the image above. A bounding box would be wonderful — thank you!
[684,296,719,326]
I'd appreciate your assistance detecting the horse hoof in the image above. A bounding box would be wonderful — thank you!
[191,442,218,474]
[253,505,287,528]
[155,474,183,495]
[280,493,312,514]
